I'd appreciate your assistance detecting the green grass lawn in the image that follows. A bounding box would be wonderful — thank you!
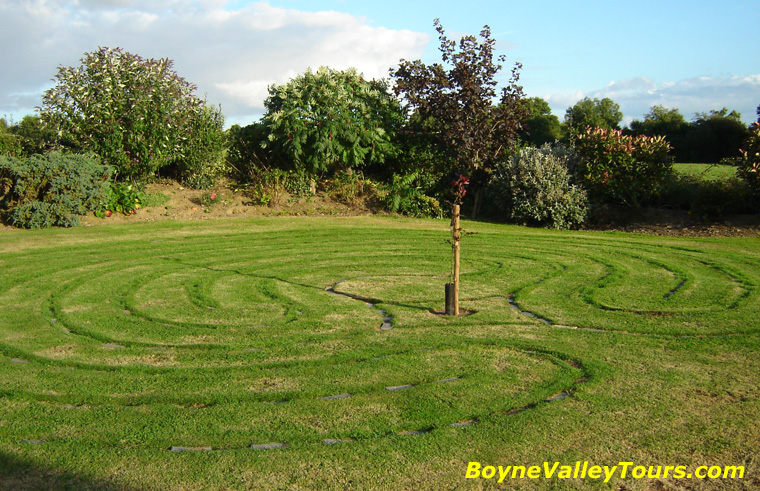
[673,163,738,181]
[0,216,758,490]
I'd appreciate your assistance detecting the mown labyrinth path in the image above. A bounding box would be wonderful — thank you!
[1,218,758,458]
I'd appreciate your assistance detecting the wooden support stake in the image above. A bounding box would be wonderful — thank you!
[451,204,460,316]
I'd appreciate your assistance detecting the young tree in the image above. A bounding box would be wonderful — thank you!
[564,97,622,137]
[40,47,224,182]
[262,67,404,175]
[391,19,528,217]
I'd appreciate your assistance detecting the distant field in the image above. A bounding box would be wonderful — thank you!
[674,163,738,180]
[0,216,758,490]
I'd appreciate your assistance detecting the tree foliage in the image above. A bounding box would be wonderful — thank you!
[684,108,749,163]
[39,47,224,182]
[8,115,58,157]
[628,105,689,161]
[0,118,22,157]
[737,122,760,194]
[262,67,403,175]
[391,19,528,183]
[519,97,562,145]
[564,97,622,137]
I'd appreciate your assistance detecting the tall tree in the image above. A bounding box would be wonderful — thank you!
[628,105,689,161]
[685,108,750,163]
[391,19,528,217]
[564,97,622,137]
[519,97,562,145]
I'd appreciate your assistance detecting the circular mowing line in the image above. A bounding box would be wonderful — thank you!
[22,372,584,453]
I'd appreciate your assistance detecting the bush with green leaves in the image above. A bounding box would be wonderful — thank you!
[40,47,222,182]
[0,119,22,157]
[382,172,444,218]
[658,173,755,219]
[573,126,672,208]
[262,67,403,175]
[101,182,142,216]
[167,105,227,189]
[0,152,111,228]
[323,171,378,207]
[488,144,588,229]
[737,122,760,194]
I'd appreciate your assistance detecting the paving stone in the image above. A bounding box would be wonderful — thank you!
[20,439,47,444]
[545,392,569,402]
[103,344,124,349]
[450,420,477,427]
[399,429,431,436]
[385,384,414,391]
[170,446,212,452]
[10,358,28,364]
[379,322,393,331]
[250,442,287,450]
[323,439,352,445]
[433,377,459,383]
[319,393,351,401]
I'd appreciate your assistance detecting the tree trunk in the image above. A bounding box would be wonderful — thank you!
[450,204,461,316]
[471,187,484,219]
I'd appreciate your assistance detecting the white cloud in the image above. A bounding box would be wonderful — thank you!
[545,75,760,125]
[0,0,428,125]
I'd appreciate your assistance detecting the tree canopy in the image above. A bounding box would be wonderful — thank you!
[564,97,622,137]
[391,19,528,179]
[519,97,562,145]
[262,66,403,174]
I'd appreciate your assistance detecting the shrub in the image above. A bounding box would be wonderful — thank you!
[323,171,377,207]
[246,168,289,207]
[658,173,755,219]
[737,122,760,194]
[0,120,22,157]
[0,152,111,228]
[574,126,672,208]
[40,47,219,182]
[382,172,444,218]
[101,182,142,216]
[8,115,58,157]
[488,144,588,229]
[167,105,227,189]
[263,67,403,175]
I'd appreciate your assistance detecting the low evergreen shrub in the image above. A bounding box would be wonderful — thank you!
[0,152,111,228]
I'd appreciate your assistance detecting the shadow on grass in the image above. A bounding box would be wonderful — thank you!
[0,450,148,491]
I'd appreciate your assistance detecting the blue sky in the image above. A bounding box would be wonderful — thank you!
[1,0,758,127]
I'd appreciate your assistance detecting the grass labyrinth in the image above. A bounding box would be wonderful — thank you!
[1,216,759,490]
